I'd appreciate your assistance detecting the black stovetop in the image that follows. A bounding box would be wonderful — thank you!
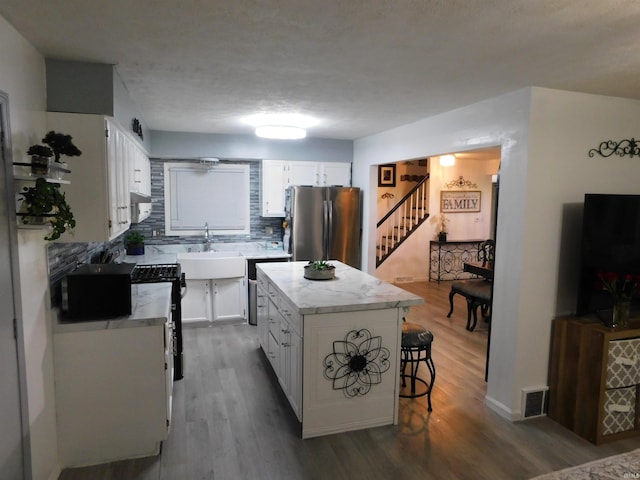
[131,264,181,283]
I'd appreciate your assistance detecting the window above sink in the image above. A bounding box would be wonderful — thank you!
[163,162,250,236]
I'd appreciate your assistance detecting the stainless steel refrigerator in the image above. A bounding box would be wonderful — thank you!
[284,186,361,268]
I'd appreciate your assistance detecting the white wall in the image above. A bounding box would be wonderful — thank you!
[0,15,60,480]
[354,87,640,419]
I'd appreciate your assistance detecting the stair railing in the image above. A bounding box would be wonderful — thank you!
[376,174,430,265]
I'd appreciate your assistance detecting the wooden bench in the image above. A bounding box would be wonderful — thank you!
[447,279,492,331]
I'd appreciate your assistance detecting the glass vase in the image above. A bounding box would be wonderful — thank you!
[612,300,631,328]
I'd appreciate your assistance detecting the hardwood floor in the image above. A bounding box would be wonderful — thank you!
[59,280,640,480]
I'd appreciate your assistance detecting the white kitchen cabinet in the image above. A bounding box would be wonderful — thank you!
[182,279,212,325]
[129,144,152,223]
[129,144,151,196]
[261,160,287,217]
[257,279,269,349]
[288,161,351,187]
[261,160,351,217]
[319,162,351,186]
[47,112,143,241]
[53,285,173,468]
[288,161,319,186]
[280,323,302,417]
[212,277,245,322]
[182,277,246,325]
[261,275,302,420]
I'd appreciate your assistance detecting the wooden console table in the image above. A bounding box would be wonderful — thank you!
[429,239,485,282]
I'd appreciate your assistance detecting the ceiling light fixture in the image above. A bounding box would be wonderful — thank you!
[255,125,307,140]
[439,154,456,167]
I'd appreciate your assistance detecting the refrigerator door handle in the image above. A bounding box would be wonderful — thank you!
[326,200,333,260]
[322,200,329,259]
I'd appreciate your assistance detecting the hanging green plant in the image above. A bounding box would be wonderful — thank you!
[19,178,75,241]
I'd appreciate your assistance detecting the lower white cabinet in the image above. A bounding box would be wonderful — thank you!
[257,281,269,348]
[54,321,172,467]
[264,295,302,420]
[182,279,211,324]
[212,278,245,322]
[183,277,246,325]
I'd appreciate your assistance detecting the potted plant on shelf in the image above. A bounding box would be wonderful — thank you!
[304,260,336,280]
[124,231,145,255]
[26,144,54,176]
[42,131,82,180]
[19,178,75,241]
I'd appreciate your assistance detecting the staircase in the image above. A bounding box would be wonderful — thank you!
[376,174,430,267]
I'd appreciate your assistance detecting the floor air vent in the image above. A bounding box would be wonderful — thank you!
[521,387,549,419]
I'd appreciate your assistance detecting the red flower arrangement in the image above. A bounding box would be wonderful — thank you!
[597,272,640,302]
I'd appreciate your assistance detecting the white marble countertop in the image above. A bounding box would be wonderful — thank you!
[257,261,423,315]
[53,283,172,333]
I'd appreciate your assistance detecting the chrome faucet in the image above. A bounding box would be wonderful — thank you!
[204,222,212,251]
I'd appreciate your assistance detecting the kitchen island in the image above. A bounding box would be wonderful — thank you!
[256,261,423,438]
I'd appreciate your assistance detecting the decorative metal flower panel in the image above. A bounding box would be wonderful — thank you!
[323,329,391,398]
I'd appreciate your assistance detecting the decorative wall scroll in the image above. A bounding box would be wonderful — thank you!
[441,190,481,213]
[444,175,477,189]
[589,139,640,158]
[378,164,396,187]
[323,329,391,398]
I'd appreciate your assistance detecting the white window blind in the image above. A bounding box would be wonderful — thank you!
[164,162,250,235]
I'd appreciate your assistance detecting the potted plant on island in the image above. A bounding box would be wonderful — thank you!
[124,231,145,255]
[19,177,75,241]
[304,260,336,280]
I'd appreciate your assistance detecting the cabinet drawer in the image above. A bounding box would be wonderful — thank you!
[602,386,637,435]
[268,309,280,342]
[267,282,279,305]
[606,338,640,388]
[279,297,301,333]
[257,272,267,291]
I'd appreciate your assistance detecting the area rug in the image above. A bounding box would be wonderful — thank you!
[530,448,640,479]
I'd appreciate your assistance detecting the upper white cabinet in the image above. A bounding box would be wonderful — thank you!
[129,145,151,197]
[261,160,351,217]
[288,161,319,186]
[261,160,287,217]
[129,143,152,223]
[288,161,351,187]
[47,113,147,241]
[318,162,351,187]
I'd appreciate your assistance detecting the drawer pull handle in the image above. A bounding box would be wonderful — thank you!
[614,356,636,367]
[607,403,632,413]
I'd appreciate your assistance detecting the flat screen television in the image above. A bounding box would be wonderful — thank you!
[576,193,640,316]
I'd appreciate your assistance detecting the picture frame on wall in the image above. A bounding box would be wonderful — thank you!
[378,164,396,187]
[440,190,481,213]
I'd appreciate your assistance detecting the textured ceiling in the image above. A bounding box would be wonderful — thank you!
[1,0,640,140]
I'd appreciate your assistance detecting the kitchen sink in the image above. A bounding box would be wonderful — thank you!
[176,251,246,279]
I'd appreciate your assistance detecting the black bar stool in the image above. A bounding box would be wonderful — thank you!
[399,322,436,411]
